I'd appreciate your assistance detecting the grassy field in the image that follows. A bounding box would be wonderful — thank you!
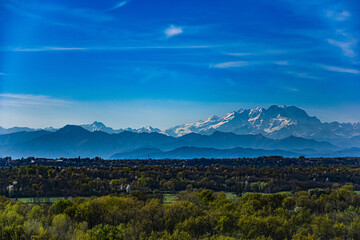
[163,194,178,203]
[225,192,239,200]
[163,192,240,203]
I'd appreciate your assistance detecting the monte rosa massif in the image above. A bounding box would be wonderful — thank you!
[0,105,359,159]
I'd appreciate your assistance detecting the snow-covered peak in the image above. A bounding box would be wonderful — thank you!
[80,121,119,134]
[90,121,106,130]
[123,126,161,134]
[252,106,264,112]
[79,122,162,134]
[43,127,58,132]
[223,111,236,120]
[137,126,161,133]
[92,121,106,127]
[207,115,219,121]
[248,107,264,119]
[164,105,338,139]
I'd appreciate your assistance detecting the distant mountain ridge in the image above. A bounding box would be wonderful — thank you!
[110,146,300,159]
[1,106,359,144]
[0,124,354,159]
[0,105,359,159]
[111,146,360,160]
[70,121,161,134]
[0,122,161,135]
[0,126,43,135]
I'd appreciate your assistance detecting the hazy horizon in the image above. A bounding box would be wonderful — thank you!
[0,103,359,130]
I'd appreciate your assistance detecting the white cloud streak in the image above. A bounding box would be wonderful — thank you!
[110,1,129,10]
[326,10,351,21]
[225,50,286,57]
[0,93,72,107]
[10,47,87,52]
[211,61,249,68]
[273,61,289,65]
[165,25,183,38]
[322,65,360,74]
[4,45,216,52]
[226,52,256,56]
[211,60,290,69]
[285,71,320,80]
[327,38,357,58]
[2,0,114,24]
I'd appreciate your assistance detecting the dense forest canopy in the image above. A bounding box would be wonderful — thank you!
[1,186,360,239]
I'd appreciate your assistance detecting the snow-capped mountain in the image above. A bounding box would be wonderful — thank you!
[164,105,360,142]
[0,106,359,145]
[43,127,58,132]
[1,106,359,158]
[80,121,161,134]
[80,121,122,134]
[124,126,161,133]
[0,122,161,135]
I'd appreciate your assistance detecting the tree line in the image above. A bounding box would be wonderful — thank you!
[1,164,360,198]
[1,156,360,168]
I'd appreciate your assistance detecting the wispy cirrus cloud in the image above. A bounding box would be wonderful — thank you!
[322,65,360,74]
[109,1,129,11]
[327,38,357,58]
[9,47,87,52]
[324,8,357,58]
[273,61,289,65]
[164,25,183,38]
[4,45,216,52]
[2,0,114,24]
[211,61,249,68]
[210,60,290,69]
[284,71,321,80]
[225,49,287,57]
[326,10,351,21]
[0,93,71,107]
[226,52,256,56]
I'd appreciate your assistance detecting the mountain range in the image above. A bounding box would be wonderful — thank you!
[79,121,161,134]
[165,105,360,143]
[0,121,161,135]
[0,105,359,159]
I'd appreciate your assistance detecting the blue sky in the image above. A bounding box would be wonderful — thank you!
[0,0,359,129]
